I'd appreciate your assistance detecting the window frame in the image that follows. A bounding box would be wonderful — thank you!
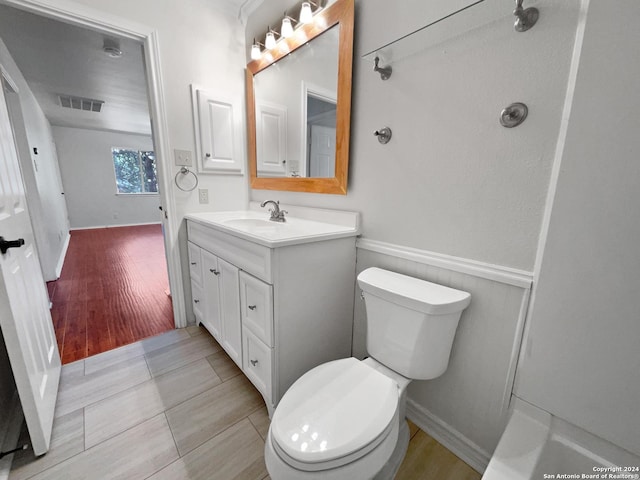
[111,147,159,195]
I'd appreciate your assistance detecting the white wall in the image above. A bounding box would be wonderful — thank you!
[514,0,640,458]
[247,0,581,271]
[247,0,582,461]
[0,38,70,281]
[53,126,160,229]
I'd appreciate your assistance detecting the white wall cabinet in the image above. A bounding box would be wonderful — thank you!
[187,218,356,414]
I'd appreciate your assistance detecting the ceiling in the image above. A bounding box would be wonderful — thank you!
[0,4,152,135]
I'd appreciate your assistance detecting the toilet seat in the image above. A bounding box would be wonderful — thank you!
[270,358,399,471]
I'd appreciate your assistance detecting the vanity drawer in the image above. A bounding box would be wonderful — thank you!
[187,241,203,285]
[191,281,205,323]
[239,271,274,347]
[243,328,273,401]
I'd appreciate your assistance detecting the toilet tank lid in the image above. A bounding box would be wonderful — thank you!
[357,267,471,315]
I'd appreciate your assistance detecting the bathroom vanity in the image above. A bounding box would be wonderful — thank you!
[185,203,359,414]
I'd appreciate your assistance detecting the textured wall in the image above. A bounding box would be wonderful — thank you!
[246,0,581,271]
[514,0,640,458]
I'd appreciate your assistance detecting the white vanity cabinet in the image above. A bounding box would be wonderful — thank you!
[186,212,357,414]
[189,244,242,368]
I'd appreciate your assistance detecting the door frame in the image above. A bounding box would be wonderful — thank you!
[0,0,187,327]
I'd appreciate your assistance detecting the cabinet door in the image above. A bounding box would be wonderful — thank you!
[239,271,274,347]
[187,241,202,285]
[219,258,242,368]
[191,281,204,324]
[201,250,222,341]
[243,328,273,402]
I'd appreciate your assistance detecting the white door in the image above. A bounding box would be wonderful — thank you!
[0,73,60,455]
[309,125,336,177]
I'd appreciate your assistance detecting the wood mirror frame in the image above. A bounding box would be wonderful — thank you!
[246,0,354,195]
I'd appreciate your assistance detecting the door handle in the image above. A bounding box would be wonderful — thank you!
[248,305,257,310]
[0,237,25,254]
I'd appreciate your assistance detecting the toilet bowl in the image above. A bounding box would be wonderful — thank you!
[265,268,471,480]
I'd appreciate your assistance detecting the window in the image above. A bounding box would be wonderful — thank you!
[111,148,158,194]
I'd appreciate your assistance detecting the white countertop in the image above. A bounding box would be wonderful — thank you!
[185,205,360,248]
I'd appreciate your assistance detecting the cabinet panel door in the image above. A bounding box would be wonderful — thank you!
[219,258,242,368]
[201,250,222,340]
[243,328,273,402]
[239,271,274,347]
[187,241,203,285]
[191,281,205,324]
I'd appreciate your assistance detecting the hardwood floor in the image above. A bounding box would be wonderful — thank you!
[49,225,174,364]
[9,328,481,480]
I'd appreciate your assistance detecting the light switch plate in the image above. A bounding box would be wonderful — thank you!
[174,149,193,167]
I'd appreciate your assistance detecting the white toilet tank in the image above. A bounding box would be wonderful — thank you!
[357,268,471,380]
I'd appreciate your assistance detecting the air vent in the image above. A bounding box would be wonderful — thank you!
[58,95,104,113]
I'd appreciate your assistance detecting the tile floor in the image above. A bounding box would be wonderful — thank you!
[9,327,480,480]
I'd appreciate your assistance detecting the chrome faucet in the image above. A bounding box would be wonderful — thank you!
[260,200,287,222]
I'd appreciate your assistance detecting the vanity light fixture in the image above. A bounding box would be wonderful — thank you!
[299,2,313,24]
[265,28,277,49]
[281,17,294,38]
[251,2,323,60]
[251,39,262,60]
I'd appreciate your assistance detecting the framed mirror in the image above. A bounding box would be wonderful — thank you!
[246,0,354,194]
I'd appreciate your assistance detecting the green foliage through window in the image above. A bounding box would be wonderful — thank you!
[112,148,158,194]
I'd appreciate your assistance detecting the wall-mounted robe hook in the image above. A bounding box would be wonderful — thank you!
[374,127,392,144]
[374,57,392,80]
[514,0,539,32]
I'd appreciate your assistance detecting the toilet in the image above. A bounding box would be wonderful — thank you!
[264,267,471,480]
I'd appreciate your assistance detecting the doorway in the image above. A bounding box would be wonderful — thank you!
[2,1,186,360]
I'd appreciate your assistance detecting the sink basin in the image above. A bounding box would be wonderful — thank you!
[223,218,281,228]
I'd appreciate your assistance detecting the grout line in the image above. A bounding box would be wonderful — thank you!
[163,412,181,458]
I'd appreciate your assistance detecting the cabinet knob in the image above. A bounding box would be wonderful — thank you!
[210,268,220,275]
[250,359,258,366]
[248,305,257,311]
[194,299,200,304]
[191,262,197,266]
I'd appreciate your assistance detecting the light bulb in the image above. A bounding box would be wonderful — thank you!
[265,31,276,50]
[281,17,294,38]
[299,2,313,24]
[251,42,261,60]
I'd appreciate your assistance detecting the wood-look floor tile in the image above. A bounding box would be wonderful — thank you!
[408,419,420,439]
[84,358,222,448]
[186,325,204,337]
[206,350,242,381]
[83,328,189,375]
[395,430,481,480]
[165,375,264,456]
[9,410,84,480]
[248,407,271,441]
[27,414,178,480]
[55,356,150,418]
[145,333,220,377]
[59,360,85,386]
[148,419,267,480]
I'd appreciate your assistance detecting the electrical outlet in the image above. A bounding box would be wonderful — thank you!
[198,188,209,204]
[174,149,193,167]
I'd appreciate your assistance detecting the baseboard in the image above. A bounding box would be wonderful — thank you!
[70,221,162,231]
[55,232,71,279]
[406,398,490,474]
[0,392,24,480]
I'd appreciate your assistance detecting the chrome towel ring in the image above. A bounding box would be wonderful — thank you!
[174,167,199,192]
